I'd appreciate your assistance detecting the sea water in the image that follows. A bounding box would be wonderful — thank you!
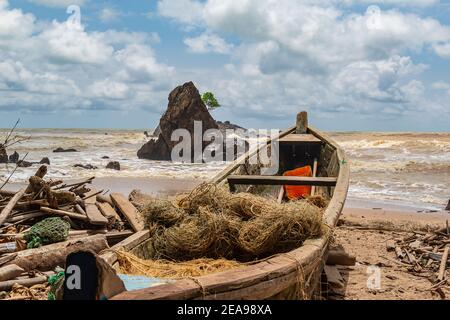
[0,129,448,210]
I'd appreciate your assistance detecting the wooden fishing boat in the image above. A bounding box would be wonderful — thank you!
[105,112,349,300]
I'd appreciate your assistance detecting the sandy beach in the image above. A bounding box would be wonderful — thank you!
[1,133,448,300]
[333,206,449,300]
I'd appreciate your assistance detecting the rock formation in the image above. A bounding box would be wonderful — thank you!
[74,164,97,170]
[9,151,19,163]
[53,147,77,153]
[106,161,120,171]
[138,82,218,161]
[39,157,50,165]
[216,120,246,131]
[17,160,32,168]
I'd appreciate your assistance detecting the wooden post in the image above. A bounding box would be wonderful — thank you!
[311,158,318,197]
[296,111,308,134]
[277,187,284,204]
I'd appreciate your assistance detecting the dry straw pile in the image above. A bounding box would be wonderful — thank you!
[142,183,326,262]
[116,250,242,279]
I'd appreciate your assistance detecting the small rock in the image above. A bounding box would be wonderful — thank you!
[74,164,97,170]
[53,147,77,153]
[39,157,50,165]
[8,151,19,163]
[386,240,396,251]
[409,240,422,249]
[101,156,110,159]
[0,291,8,299]
[17,160,32,167]
[106,161,120,171]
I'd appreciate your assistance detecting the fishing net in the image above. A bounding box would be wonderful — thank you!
[116,250,242,279]
[24,217,70,249]
[47,271,65,300]
[140,183,326,262]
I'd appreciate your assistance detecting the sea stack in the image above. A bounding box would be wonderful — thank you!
[137,81,218,161]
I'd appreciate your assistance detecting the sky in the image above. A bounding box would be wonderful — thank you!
[0,0,450,131]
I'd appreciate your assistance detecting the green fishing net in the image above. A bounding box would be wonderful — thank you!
[24,217,70,249]
[47,271,65,300]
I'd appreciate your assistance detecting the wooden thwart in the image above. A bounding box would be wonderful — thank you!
[277,134,321,145]
[228,175,337,192]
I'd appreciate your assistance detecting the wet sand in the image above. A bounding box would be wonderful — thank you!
[90,177,203,197]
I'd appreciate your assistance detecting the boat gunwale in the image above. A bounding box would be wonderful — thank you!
[110,126,350,300]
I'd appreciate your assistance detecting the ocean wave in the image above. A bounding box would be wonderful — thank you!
[350,159,450,173]
[338,138,450,153]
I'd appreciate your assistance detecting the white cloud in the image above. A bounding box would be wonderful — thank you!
[27,0,86,8]
[0,1,173,113]
[184,33,232,54]
[38,21,114,64]
[99,7,121,23]
[433,43,450,58]
[0,1,35,38]
[432,81,450,90]
[157,0,204,25]
[354,0,438,6]
[156,0,450,120]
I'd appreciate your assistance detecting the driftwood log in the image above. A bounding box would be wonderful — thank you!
[6,234,109,271]
[0,189,26,226]
[0,264,24,282]
[0,275,49,292]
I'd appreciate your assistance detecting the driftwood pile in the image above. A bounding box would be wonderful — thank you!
[387,222,450,298]
[0,165,144,300]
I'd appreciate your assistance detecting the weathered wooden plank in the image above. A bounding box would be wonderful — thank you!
[110,193,144,231]
[99,230,150,265]
[278,134,321,145]
[438,245,449,281]
[228,175,337,191]
[97,202,121,221]
[85,190,108,225]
